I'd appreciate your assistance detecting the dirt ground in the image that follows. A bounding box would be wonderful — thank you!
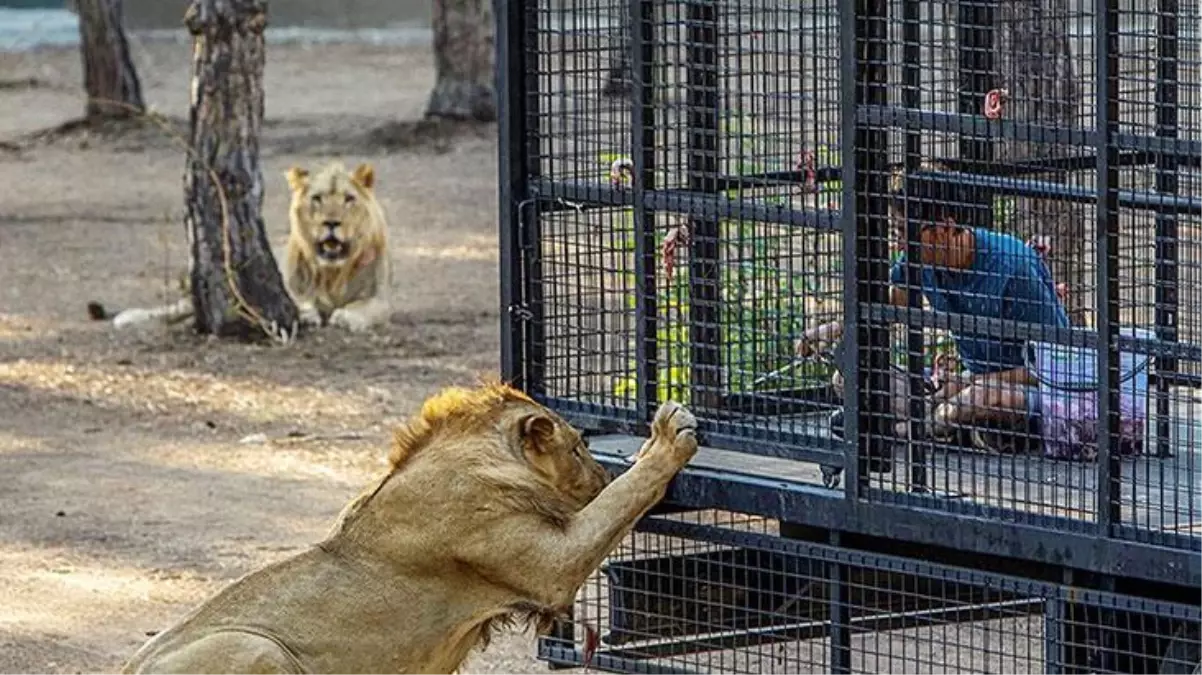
[0,40,568,674]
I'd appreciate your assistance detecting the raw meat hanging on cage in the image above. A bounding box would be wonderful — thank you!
[662,224,690,283]
[794,149,818,193]
[983,88,1009,119]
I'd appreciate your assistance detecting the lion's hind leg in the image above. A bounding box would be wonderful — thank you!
[125,631,303,675]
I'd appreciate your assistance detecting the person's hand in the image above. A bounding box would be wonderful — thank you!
[794,321,842,358]
[1027,234,1052,258]
[930,351,962,391]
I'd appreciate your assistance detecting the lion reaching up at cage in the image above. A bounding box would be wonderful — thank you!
[86,161,393,333]
[121,382,699,674]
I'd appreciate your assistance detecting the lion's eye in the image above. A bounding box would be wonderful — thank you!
[310,194,322,205]
[344,192,356,205]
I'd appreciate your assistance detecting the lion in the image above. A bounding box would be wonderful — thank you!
[121,382,700,674]
[282,161,392,332]
[86,161,392,334]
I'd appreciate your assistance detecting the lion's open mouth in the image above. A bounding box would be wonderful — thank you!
[317,236,350,262]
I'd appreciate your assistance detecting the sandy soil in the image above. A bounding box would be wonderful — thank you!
[0,40,568,674]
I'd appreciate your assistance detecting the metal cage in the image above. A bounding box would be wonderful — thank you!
[495,0,1202,672]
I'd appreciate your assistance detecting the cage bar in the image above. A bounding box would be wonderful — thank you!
[499,0,1202,671]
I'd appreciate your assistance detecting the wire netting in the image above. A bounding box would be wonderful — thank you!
[518,0,1200,544]
[538,511,1201,674]
[505,0,1202,671]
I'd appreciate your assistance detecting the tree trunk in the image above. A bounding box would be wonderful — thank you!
[992,0,1088,325]
[183,0,298,341]
[75,0,144,121]
[425,0,496,121]
[602,9,632,98]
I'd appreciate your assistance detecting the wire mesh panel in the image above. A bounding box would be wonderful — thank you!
[496,0,1202,670]
[517,0,849,462]
[848,0,1202,549]
[538,511,1202,674]
[507,0,1201,540]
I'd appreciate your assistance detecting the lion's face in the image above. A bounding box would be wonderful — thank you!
[509,403,612,509]
[286,162,379,267]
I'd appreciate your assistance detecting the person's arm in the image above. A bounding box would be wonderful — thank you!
[1005,257,1072,329]
[889,255,918,307]
[796,258,915,356]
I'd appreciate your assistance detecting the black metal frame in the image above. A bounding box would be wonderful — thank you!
[538,513,1201,674]
[495,0,1202,671]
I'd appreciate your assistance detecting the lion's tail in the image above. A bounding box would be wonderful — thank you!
[86,301,116,321]
[85,299,194,329]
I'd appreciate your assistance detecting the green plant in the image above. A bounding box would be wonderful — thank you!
[993,194,1017,229]
[607,115,848,406]
[611,218,837,406]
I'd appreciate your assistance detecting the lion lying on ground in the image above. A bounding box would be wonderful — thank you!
[87,160,393,334]
[121,382,699,674]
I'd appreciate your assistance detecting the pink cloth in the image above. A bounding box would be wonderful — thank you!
[1037,389,1145,460]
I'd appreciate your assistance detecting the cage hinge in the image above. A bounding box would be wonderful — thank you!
[516,196,538,252]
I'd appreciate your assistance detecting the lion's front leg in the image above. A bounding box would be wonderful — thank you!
[295,301,322,328]
[460,402,698,606]
[283,270,321,329]
[328,296,391,333]
[562,400,698,564]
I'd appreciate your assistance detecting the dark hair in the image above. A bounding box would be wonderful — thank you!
[891,169,986,227]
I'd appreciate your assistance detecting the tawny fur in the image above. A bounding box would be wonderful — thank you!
[87,160,393,334]
[121,381,699,674]
[283,161,393,332]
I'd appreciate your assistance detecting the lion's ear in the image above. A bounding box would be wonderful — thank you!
[286,167,310,193]
[520,414,557,454]
[352,163,375,191]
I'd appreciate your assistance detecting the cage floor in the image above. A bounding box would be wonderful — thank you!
[587,421,1202,534]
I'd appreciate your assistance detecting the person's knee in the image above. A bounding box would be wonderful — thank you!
[933,401,958,425]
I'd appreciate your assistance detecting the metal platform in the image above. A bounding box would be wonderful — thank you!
[589,425,1201,526]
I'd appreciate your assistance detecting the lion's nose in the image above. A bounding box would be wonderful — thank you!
[322,220,341,230]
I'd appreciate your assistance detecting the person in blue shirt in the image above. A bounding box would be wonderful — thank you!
[796,183,1071,448]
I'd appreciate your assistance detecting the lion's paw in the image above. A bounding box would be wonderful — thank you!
[652,400,697,438]
[634,401,698,466]
[297,304,322,328]
[329,308,374,333]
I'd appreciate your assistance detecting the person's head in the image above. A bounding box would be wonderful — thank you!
[887,167,977,270]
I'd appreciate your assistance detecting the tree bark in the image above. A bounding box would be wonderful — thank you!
[75,0,144,121]
[424,0,496,122]
[992,0,1088,325]
[183,0,298,340]
[602,9,632,98]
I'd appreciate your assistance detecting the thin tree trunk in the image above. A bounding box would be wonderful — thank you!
[75,0,144,121]
[602,9,632,98]
[425,0,496,121]
[183,0,298,340]
[993,0,1088,325]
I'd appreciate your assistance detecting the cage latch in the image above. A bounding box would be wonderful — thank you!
[508,305,534,322]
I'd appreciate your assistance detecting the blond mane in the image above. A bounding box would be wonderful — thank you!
[325,380,578,539]
[389,379,534,470]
